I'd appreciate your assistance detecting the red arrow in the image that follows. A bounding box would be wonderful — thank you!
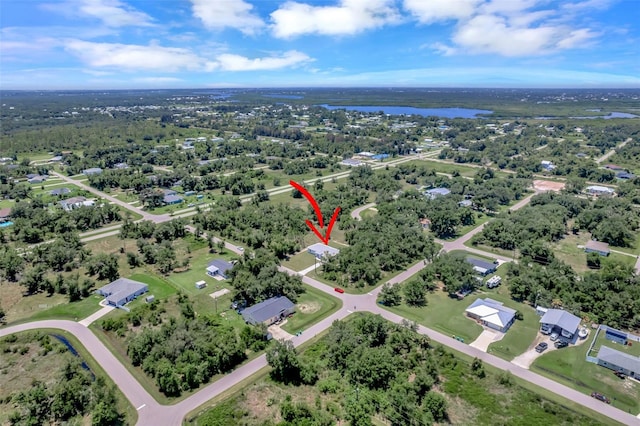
[290,180,341,245]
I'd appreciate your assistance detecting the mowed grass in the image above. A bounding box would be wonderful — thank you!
[591,330,640,358]
[532,335,640,414]
[282,251,317,272]
[385,290,484,342]
[281,285,342,334]
[0,199,16,209]
[553,232,638,273]
[486,295,540,360]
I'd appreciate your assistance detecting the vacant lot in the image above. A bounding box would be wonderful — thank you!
[281,286,342,334]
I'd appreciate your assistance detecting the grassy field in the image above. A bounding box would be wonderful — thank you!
[532,334,640,415]
[0,199,16,209]
[282,251,317,272]
[280,285,342,334]
[0,330,137,425]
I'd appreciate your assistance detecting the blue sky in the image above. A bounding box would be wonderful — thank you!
[1,0,639,89]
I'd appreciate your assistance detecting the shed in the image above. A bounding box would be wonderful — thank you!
[195,280,207,289]
[96,278,148,307]
[308,243,340,259]
[585,240,610,256]
[241,296,295,326]
[145,295,155,303]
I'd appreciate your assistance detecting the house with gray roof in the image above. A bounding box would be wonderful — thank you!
[241,296,295,326]
[466,257,497,276]
[50,187,71,196]
[465,298,516,332]
[540,309,581,339]
[308,243,340,259]
[83,167,103,176]
[596,346,639,378]
[96,278,148,307]
[585,240,610,256]
[206,259,234,279]
[424,187,451,199]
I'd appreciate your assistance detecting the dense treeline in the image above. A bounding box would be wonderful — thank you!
[256,313,601,426]
[2,333,122,425]
[229,249,304,305]
[100,294,267,397]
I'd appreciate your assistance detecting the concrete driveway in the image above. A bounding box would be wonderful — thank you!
[512,334,555,369]
[469,329,504,352]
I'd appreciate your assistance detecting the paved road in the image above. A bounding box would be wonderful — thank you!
[595,138,633,164]
[350,202,377,220]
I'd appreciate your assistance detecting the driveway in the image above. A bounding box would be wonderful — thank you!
[78,303,114,327]
[511,334,555,369]
[268,322,294,341]
[469,329,504,352]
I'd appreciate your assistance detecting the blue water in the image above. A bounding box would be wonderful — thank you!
[0,221,13,227]
[536,112,639,120]
[264,94,304,99]
[52,334,95,378]
[317,104,493,118]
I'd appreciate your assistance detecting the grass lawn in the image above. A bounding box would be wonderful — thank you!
[25,294,103,323]
[165,249,239,296]
[359,207,378,219]
[465,241,519,259]
[282,251,317,272]
[126,273,178,305]
[385,290,484,342]
[532,336,640,414]
[281,285,342,334]
[0,199,16,209]
[404,159,480,177]
[449,249,496,262]
[553,232,638,273]
[591,329,640,358]
[485,295,539,360]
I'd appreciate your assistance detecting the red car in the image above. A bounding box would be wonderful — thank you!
[334,287,345,294]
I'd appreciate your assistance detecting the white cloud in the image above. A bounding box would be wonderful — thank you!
[64,40,312,72]
[191,0,264,34]
[64,40,206,71]
[430,42,458,56]
[403,0,481,23]
[210,51,313,71]
[134,77,184,83]
[270,0,401,38]
[42,0,154,27]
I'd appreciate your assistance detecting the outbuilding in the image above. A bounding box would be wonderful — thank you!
[195,280,207,289]
[241,296,295,326]
[585,240,610,256]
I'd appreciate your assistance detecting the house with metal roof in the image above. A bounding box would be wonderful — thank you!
[0,207,12,222]
[50,187,71,196]
[308,243,340,259]
[206,258,234,279]
[83,167,103,176]
[585,185,615,196]
[241,296,295,326]
[466,257,497,276]
[424,187,451,199]
[465,298,516,332]
[596,346,640,378]
[540,309,581,339]
[96,278,148,307]
[585,240,610,256]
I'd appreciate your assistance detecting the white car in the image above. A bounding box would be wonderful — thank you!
[550,332,559,342]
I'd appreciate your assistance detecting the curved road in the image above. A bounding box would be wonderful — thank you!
[350,202,377,220]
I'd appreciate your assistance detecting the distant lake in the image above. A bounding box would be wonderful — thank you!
[317,104,493,118]
[264,94,304,99]
[537,112,639,120]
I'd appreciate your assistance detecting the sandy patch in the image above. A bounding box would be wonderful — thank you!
[298,301,320,314]
[533,179,565,192]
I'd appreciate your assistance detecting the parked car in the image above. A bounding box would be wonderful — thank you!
[554,340,568,349]
[535,342,548,353]
[590,392,611,404]
[614,370,626,379]
[540,326,552,335]
[550,332,559,341]
[334,287,345,294]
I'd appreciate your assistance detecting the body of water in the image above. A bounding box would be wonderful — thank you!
[536,112,639,120]
[0,221,13,227]
[52,334,94,377]
[317,104,493,118]
[264,94,304,100]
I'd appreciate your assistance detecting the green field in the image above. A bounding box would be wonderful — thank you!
[532,334,640,414]
[487,298,540,360]
[281,285,342,334]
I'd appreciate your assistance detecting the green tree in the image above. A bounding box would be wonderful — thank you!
[403,280,426,307]
[586,251,601,269]
[379,283,402,306]
[422,391,448,422]
[266,339,301,384]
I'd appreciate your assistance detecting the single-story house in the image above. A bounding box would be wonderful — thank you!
[356,151,376,158]
[60,196,87,211]
[604,164,623,171]
[96,278,148,307]
[340,159,363,167]
[112,162,129,169]
[465,298,516,333]
[164,194,183,205]
[0,207,12,222]
[83,167,103,176]
[585,240,610,257]
[48,155,63,163]
[28,175,47,184]
[458,199,473,207]
[585,185,615,196]
[541,160,556,171]
[206,259,234,279]
[308,243,340,259]
[241,296,295,326]
[425,187,451,199]
[50,187,71,196]
[372,154,389,161]
[540,309,581,339]
[596,346,639,378]
[466,257,497,276]
[616,171,635,180]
